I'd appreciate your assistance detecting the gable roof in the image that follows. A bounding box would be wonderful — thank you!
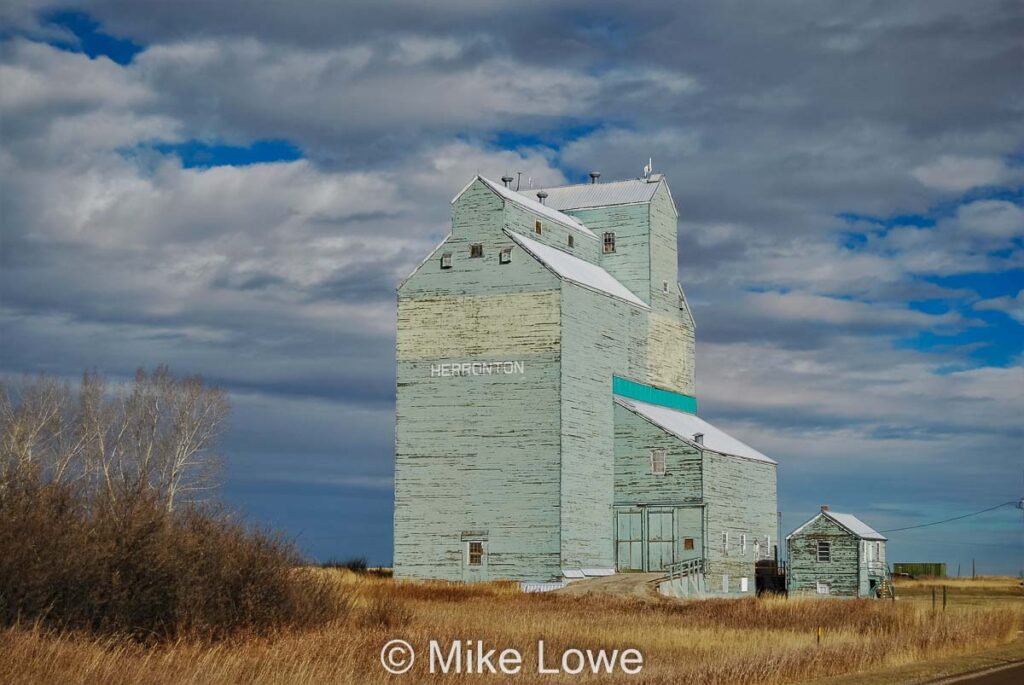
[787,511,887,541]
[522,174,677,216]
[507,231,648,309]
[614,396,776,464]
[453,176,597,238]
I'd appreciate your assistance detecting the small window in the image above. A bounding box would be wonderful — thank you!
[567,235,574,248]
[817,540,831,562]
[650,449,666,475]
[740,577,749,592]
[662,280,669,293]
[470,243,483,258]
[741,534,747,554]
[468,541,483,566]
[723,531,729,555]
[722,575,729,593]
[535,221,542,234]
[440,252,452,269]
[875,542,880,559]
[603,232,616,253]
[499,247,512,264]
[684,538,694,551]
[816,580,831,595]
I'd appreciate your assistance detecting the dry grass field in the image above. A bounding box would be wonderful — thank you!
[2,571,1021,685]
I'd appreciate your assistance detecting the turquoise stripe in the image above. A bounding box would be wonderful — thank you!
[612,376,697,414]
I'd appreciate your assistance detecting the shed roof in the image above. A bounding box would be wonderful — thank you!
[521,174,676,215]
[787,511,887,541]
[507,231,648,309]
[454,176,597,238]
[614,396,776,464]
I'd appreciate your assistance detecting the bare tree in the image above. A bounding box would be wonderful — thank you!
[1,368,229,512]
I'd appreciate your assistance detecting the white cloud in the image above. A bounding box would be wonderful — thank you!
[911,155,1015,191]
[975,290,1024,323]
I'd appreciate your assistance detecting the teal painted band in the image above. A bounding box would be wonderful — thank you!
[612,376,697,414]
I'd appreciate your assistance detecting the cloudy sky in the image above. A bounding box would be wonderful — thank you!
[2,1,1022,572]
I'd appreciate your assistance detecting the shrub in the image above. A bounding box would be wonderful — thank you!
[0,471,346,640]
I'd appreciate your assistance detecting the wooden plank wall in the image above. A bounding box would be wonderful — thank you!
[787,515,861,596]
[703,452,778,594]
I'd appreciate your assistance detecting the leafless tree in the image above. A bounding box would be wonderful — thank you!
[1,367,229,512]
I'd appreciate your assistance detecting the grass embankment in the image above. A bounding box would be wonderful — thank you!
[2,572,1021,685]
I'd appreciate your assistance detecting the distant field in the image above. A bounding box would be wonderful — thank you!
[3,572,1021,685]
[894,575,1024,609]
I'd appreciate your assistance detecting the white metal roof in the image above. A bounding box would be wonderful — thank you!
[521,174,675,214]
[456,176,597,238]
[614,396,776,464]
[507,231,649,309]
[786,511,887,541]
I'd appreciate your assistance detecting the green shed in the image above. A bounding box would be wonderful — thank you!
[787,506,890,598]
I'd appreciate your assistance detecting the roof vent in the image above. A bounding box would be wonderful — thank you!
[536,190,548,205]
[589,171,601,184]
[693,432,704,445]
[501,175,514,188]
[821,505,830,512]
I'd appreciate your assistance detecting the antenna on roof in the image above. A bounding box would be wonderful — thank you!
[643,158,653,179]
[515,171,522,191]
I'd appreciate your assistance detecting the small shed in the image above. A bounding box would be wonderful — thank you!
[787,506,889,598]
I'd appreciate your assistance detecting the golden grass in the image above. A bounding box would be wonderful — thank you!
[2,572,1021,685]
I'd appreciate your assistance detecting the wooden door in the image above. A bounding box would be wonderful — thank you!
[616,511,644,571]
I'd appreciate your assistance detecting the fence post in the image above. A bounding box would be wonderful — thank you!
[931,587,936,611]
[943,585,947,611]
[817,626,823,646]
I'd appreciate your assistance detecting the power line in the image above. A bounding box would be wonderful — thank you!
[880,501,1017,533]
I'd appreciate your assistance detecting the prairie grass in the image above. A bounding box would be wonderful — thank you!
[2,571,1020,685]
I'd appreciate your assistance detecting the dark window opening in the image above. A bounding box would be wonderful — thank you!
[468,541,483,566]
[568,235,574,248]
[440,252,452,269]
[817,541,831,562]
[603,232,616,253]
[499,247,512,264]
[684,538,695,551]
[470,243,483,258]
[535,221,542,234]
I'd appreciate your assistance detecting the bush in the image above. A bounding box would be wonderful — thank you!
[0,471,346,641]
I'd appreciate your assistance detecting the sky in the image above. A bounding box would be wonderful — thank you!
[1,1,1022,573]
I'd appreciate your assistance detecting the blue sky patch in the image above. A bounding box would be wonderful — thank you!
[42,10,142,65]
[149,139,304,168]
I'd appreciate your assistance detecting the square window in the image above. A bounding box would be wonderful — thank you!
[816,581,831,595]
[603,232,616,253]
[535,221,542,234]
[440,252,453,269]
[499,247,512,264]
[568,235,574,248]
[817,541,831,562]
[468,541,483,566]
[470,243,483,258]
[650,449,666,475]
[684,538,694,551]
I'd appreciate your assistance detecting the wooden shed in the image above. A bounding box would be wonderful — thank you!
[786,506,890,598]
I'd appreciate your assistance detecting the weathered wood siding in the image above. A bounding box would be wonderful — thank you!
[395,180,564,582]
[567,203,652,302]
[613,402,703,506]
[558,283,645,568]
[703,452,778,595]
[787,515,861,596]
[505,202,600,262]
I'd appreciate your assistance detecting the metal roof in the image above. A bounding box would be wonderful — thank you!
[786,511,887,541]
[506,231,648,309]
[614,396,777,464]
[455,176,597,238]
[520,174,674,213]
